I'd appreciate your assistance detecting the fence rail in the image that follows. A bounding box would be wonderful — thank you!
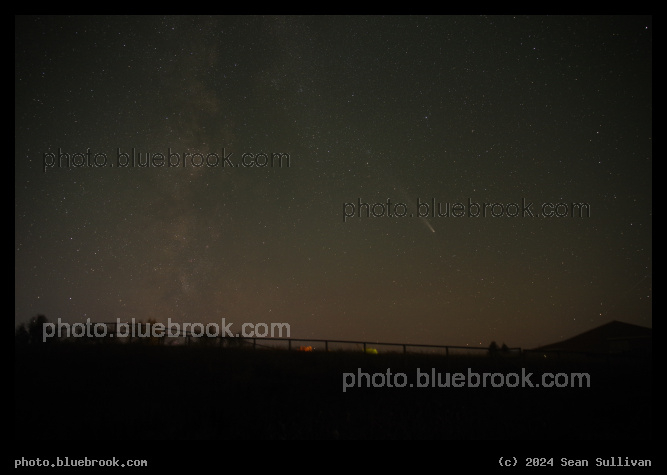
[76,322,524,356]
[53,322,649,360]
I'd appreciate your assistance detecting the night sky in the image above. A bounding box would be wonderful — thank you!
[15,15,652,350]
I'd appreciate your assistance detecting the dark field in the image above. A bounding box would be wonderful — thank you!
[15,344,651,440]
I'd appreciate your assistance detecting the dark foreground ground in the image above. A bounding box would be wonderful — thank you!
[15,344,651,440]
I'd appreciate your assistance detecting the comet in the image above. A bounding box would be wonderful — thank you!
[423,218,436,233]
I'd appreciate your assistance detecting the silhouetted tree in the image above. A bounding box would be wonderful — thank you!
[501,343,510,353]
[28,315,50,344]
[15,323,30,346]
[488,340,499,356]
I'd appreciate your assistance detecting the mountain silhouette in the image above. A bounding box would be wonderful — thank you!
[534,320,651,355]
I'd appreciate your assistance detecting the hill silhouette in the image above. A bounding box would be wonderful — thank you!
[534,320,652,355]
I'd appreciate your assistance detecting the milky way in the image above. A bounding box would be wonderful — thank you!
[15,15,652,348]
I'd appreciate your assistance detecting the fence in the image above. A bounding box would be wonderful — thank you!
[88,322,523,356]
[69,322,648,360]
